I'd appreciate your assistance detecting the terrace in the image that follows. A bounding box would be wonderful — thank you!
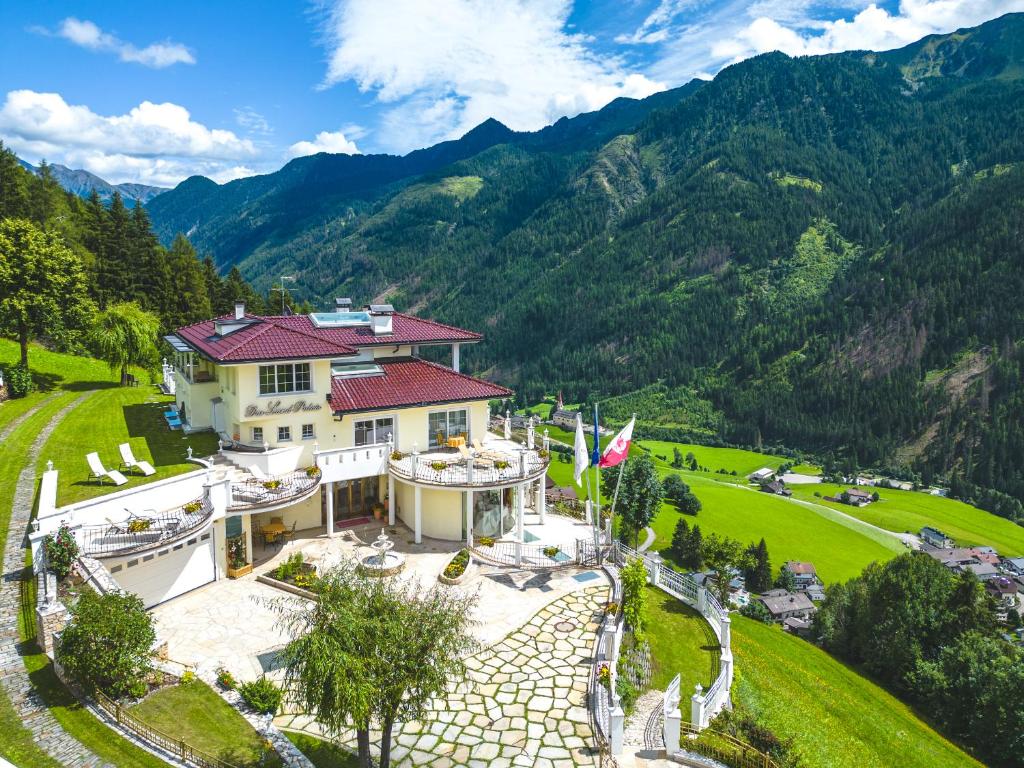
[388,432,549,488]
[227,467,322,511]
[77,496,213,558]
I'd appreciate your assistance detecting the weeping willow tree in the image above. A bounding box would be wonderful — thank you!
[274,561,478,768]
[90,301,160,384]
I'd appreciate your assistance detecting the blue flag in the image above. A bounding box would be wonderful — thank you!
[591,403,601,466]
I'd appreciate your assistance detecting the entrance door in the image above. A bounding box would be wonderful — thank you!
[335,477,380,519]
[211,399,225,435]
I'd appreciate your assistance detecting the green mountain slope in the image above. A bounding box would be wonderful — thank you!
[148,14,1024,510]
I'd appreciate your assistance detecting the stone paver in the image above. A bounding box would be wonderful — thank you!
[277,583,610,766]
[0,392,113,767]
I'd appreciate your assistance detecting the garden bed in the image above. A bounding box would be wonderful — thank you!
[256,552,319,600]
[438,548,474,585]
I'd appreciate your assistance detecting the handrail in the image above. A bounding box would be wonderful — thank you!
[388,449,548,487]
[228,467,321,510]
[93,688,240,768]
[77,497,213,558]
[677,722,782,768]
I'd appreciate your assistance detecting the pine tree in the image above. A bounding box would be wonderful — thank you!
[670,518,690,563]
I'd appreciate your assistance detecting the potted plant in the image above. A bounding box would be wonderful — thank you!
[429,460,448,471]
[127,519,152,533]
[226,535,252,579]
[182,500,203,514]
[262,479,283,491]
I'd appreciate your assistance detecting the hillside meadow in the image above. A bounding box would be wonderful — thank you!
[788,483,1024,557]
[731,616,984,768]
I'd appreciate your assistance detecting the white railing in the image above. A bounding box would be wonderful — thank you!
[389,449,548,487]
[160,358,176,395]
[314,443,389,484]
[663,673,682,754]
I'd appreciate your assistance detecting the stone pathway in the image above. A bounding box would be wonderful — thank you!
[637,527,656,553]
[622,690,663,748]
[0,392,113,767]
[277,584,610,767]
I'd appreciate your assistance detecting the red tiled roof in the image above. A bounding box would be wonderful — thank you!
[330,358,510,414]
[173,312,481,363]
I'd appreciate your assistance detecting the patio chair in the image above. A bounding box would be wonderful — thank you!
[105,517,129,534]
[247,465,268,480]
[118,443,156,476]
[459,444,490,469]
[282,521,297,543]
[87,452,128,486]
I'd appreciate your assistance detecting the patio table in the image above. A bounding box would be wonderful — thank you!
[447,436,467,449]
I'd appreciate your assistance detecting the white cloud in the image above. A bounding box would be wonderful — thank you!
[234,106,273,136]
[48,17,195,68]
[624,0,1024,85]
[0,90,257,187]
[287,128,362,158]
[318,0,666,152]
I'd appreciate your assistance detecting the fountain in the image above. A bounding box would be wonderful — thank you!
[360,528,405,577]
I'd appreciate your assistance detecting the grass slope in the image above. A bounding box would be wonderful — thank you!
[639,440,820,477]
[284,732,360,768]
[788,483,1024,557]
[731,616,983,768]
[649,472,903,584]
[129,682,282,767]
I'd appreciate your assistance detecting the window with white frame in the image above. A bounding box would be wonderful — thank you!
[354,416,394,447]
[301,423,315,440]
[428,409,468,448]
[251,426,263,443]
[278,426,291,442]
[258,363,311,395]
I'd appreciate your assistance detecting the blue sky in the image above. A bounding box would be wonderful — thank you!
[1,0,1020,187]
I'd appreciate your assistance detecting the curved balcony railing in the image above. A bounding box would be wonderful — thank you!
[78,496,213,558]
[388,449,548,488]
[228,467,322,511]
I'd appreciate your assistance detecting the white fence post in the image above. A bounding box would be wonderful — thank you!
[720,613,732,654]
[691,683,707,729]
[663,673,681,755]
[610,703,625,755]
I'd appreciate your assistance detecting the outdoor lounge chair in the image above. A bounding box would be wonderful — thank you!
[118,443,156,476]
[247,465,268,480]
[458,444,491,468]
[105,517,129,534]
[87,452,128,486]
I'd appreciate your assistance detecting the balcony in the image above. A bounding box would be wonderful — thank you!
[388,434,549,488]
[78,496,213,558]
[228,467,322,511]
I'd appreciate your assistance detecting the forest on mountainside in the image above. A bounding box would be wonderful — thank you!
[145,14,1024,515]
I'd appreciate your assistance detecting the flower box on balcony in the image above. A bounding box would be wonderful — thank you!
[227,563,253,579]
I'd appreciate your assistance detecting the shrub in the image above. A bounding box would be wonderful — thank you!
[305,465,320,477]
[127,519,151,533]
[494,460,510,470]
[620,558,649,639]
[477,536,496,547]
[542,546,559,558]
[216,668,236,690]
[43,524,79,580]
[180,670,196,685]
[182,500,203,514]
[429,460,448,471]
[239,676,282,715]
[273,552,304,582]
[390,450,406,461]
[57,590,155,697]
[444,549,471,579]
[740,600,772,624]
[3,363,33,398]
[262,480,282,490]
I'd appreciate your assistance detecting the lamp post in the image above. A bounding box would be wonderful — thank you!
[279,274,296,314]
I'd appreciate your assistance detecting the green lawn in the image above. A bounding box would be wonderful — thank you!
[284,732,360,768]
[731,616,983,768]
[37,384,220,506]
[129,682,282,767]
[0,339,123,392]
[788,483,1024,557]
[642,586,719,717]
[649,472,903,584]
[638,440,820,477]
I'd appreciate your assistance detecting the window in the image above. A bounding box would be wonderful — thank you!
[278,426,291,442]
[251,426,263,443]
[428,409,468,448]
[354,416,394,446]
[302,423,315,440]
[258,363,311,395]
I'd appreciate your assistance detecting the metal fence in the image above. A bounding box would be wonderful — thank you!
[229,468,321,510]
[472,539,584,568]
[389,450,548,487]
[678,722,781,768]
[78,497,212,558]
[93,688,239,768]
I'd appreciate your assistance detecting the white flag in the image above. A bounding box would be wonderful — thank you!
[574,413,589,486]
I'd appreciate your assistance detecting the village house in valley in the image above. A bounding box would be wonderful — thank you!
[757,588,817,623]
[30,302,551,608]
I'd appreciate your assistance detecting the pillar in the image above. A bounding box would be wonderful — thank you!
[515,484,525,566]
[609,704,625,755]
[414,485,422,544]
[504,411,511,440]
[387,475,395,526]
[452,343,461,373]
[465,490,473,546]
[720,614,732,654]
[536,478,545,524]
[326,481,335,538]
[664,703,681,755]
[691,684,706,730]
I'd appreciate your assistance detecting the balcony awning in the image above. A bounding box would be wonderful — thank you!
[163,334,193,353]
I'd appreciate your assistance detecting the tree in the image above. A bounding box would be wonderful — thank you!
[620,558,649,639]
[745,538,772,593]
[57,590,155,697]
[614,454,662,548]
[683,524,704,571]
[0,218,95,366]
[276,562,477,768]
[670,518,690,563]
[662,474,689,505]
[703,533,743,605]
[90,302,161,384]
[671,447,684,469]
[677,491,702,516]
[774,565,796,592]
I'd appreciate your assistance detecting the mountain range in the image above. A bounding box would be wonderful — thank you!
[17,158,167,207]
[146,13,1024,510]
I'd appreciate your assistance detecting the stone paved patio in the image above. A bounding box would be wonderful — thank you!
[276,584,609,767]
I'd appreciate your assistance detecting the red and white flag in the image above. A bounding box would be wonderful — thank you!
[599,417,635,468]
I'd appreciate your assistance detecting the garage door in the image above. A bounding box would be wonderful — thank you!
[107,527,216,608]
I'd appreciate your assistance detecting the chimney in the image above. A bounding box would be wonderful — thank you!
[369,304,394,335]
[234,302,245,320]
[335,297,352,312]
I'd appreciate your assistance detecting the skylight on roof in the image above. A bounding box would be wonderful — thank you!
[310,311,371,328]
[331,361,383,378]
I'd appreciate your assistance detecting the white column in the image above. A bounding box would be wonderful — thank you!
[414,485,422,544]
[610,704,625,755]
[664,702,681,755]
[691,684,707,730]
[536,478,546,524]
[452,343,461,373]
[515,485,524,566]
[720,614,732,654]
[387,475,395,526]
[326,482,335,538]
[465,490,473,546]
[504,411,511,440]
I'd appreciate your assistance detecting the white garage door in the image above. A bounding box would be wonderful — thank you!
[108,528,216,609]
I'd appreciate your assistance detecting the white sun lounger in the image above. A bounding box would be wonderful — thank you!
[247,464,268,480]
[87,452,128,486]
[119,443,156,476]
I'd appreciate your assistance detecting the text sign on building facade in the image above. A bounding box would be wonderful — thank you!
[244,400,322,418]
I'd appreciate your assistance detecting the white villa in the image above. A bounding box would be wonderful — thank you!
[31,302,551,608]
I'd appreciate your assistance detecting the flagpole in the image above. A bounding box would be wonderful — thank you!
[607,412,637,547]
[593,402,601,550]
